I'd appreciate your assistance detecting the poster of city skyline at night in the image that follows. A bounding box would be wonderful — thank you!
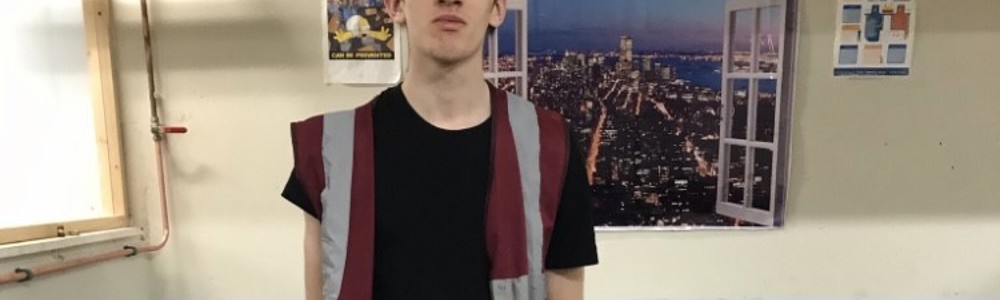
[490,0,793,229]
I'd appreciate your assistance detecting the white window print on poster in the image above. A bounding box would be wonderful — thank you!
[521,0,797,230]
[834,0,916,77]
[483,0,529,98]
[326,0,402,84]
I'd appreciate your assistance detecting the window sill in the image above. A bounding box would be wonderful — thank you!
[0,227,143,260]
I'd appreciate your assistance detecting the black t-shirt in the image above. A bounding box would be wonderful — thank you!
[282,84,598,300]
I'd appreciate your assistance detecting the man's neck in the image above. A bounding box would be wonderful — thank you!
[400,54,491,131]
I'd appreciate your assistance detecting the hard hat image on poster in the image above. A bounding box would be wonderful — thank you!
[326,0,401,84]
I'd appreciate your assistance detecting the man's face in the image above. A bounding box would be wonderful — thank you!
[388,0,505,65]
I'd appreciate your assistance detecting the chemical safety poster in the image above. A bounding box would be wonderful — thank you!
[834,0,916,77]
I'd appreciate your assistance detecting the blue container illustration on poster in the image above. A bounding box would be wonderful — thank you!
[864,5,883,42]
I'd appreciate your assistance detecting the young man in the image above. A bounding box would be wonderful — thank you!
[281,0,598,299]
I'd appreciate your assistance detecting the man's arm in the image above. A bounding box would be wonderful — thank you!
[305,214,323,300]
[543,127,598,300]
[546,267,585,300]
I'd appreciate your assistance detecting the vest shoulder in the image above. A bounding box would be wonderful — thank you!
[505,92,567,126]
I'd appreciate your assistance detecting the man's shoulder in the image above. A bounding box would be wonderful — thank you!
[504,92,567,126]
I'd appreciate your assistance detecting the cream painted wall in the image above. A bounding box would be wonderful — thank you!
[2,0,998,299]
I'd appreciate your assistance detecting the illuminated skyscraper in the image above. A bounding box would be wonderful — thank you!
[618,36,633,72]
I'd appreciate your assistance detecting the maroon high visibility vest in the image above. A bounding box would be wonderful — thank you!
[290,84,570,300]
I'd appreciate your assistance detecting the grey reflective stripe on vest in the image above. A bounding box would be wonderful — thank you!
[321,110,355,300]
[501,92,546,300]
[490,275,531,300]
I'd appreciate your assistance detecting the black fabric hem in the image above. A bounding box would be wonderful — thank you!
[281,171,321,220]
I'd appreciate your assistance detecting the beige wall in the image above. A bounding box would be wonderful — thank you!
[2,0,999,299]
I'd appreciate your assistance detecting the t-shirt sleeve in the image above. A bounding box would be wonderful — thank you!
[544,128,599,270]
[284,115,327,221]
[282,170,321,220]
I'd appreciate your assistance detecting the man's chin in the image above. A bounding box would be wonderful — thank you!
[426,50,477,67]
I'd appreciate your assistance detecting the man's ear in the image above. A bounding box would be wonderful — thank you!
[488,0,507,29]
[385,0,406,25]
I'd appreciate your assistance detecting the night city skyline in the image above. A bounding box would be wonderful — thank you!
[487,0,786,227]
[526,0,725,53]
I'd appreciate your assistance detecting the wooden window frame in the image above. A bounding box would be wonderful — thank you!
[0,0,128,245]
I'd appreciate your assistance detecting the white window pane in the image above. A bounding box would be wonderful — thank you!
[498,10,522,72]
[756,5,782,73]
[497,77,522,95]
[725,144,746,205]
[751,147,773,211]
[0,0,104,228]
[754,79,777,143]
[728,79,749,140]
[730,9,753,73]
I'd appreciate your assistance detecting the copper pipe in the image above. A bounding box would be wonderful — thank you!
[140,0,160,127]
[140,139,172,253]
[0,0,176,285]
[0,249,135,284]
[141,0,173,250]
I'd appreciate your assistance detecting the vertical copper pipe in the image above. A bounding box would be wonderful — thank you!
[140,140,172,252]
[140,0,159,127]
